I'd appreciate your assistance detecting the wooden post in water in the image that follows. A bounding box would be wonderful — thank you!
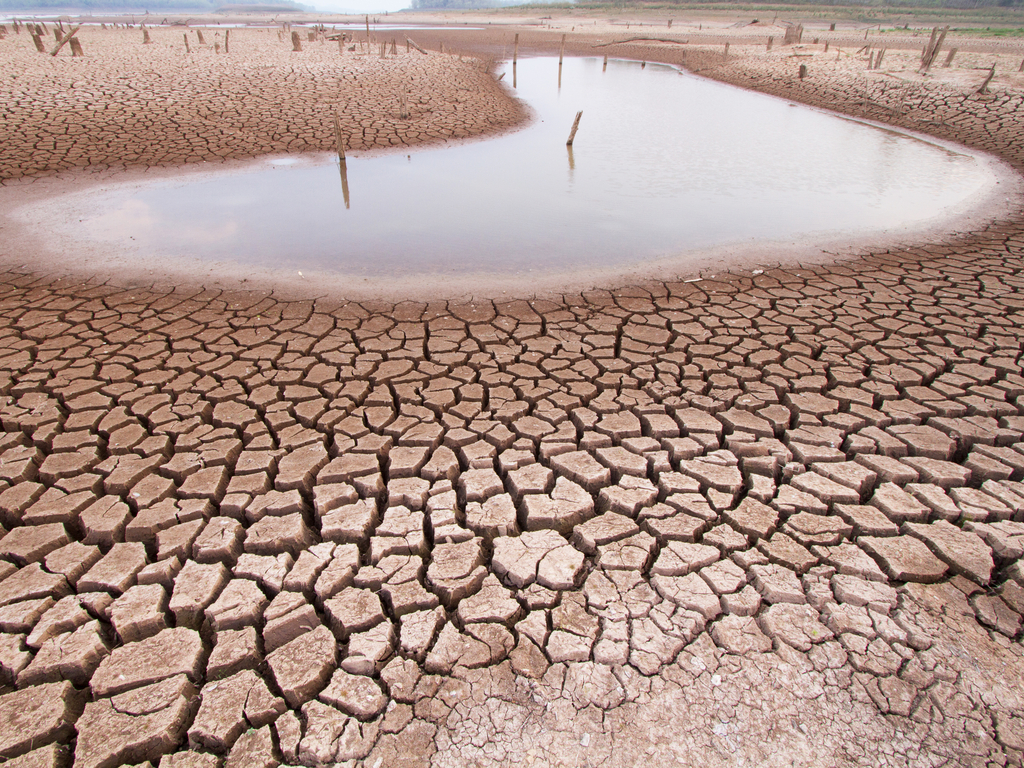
[513,32,518,64]
[292,31,302,51]
[559,34,565,65]
[602,55,607,71]
[334,110,350,209]
[566,111,582,145]
[70,36,83,56]
[977,64,995,94]
[943,48,957,67]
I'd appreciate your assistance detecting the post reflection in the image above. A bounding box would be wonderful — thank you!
[339,159,350,209]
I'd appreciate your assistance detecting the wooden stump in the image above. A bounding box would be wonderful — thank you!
[184,33,190,52]
[143,27,151,44]
[566,111,582,146]
[197,29,205,44]
[799,64,807,79]
[70,36,83,56]
[31,33,45,52]
[292,31,302,52]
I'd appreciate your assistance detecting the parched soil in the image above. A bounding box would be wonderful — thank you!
[1,14,1024,768]
[0,26,525,181]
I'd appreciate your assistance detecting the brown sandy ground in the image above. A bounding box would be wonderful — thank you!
[2,14,1024,768]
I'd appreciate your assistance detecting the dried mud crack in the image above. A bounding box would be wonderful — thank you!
[1,18,1024,768]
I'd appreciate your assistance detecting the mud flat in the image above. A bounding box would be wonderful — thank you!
[1,12,1024,768]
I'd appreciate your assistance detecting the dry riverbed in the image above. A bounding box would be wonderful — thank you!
[1,13,1024,768]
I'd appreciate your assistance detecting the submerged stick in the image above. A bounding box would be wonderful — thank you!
[566,110,582,146]
[334,110,350,209]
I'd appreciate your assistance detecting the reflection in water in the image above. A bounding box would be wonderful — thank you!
[338,159,350,209]
[39,57,999,279]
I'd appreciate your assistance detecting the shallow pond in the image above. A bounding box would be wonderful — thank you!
[10,56,1015,291]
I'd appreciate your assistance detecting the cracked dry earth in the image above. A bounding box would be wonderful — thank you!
[3,260,1024,767]
[4,30,1024,768]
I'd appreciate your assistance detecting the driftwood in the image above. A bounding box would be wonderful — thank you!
[406,37,428,55]
[49,25,80,57]
[591,37,688,48]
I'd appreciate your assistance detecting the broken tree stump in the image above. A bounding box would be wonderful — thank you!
[566,111,582,146]
[977,64,996,94]
[50,25,80,56]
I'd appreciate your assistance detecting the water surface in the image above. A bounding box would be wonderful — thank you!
[17,57,1009,285]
